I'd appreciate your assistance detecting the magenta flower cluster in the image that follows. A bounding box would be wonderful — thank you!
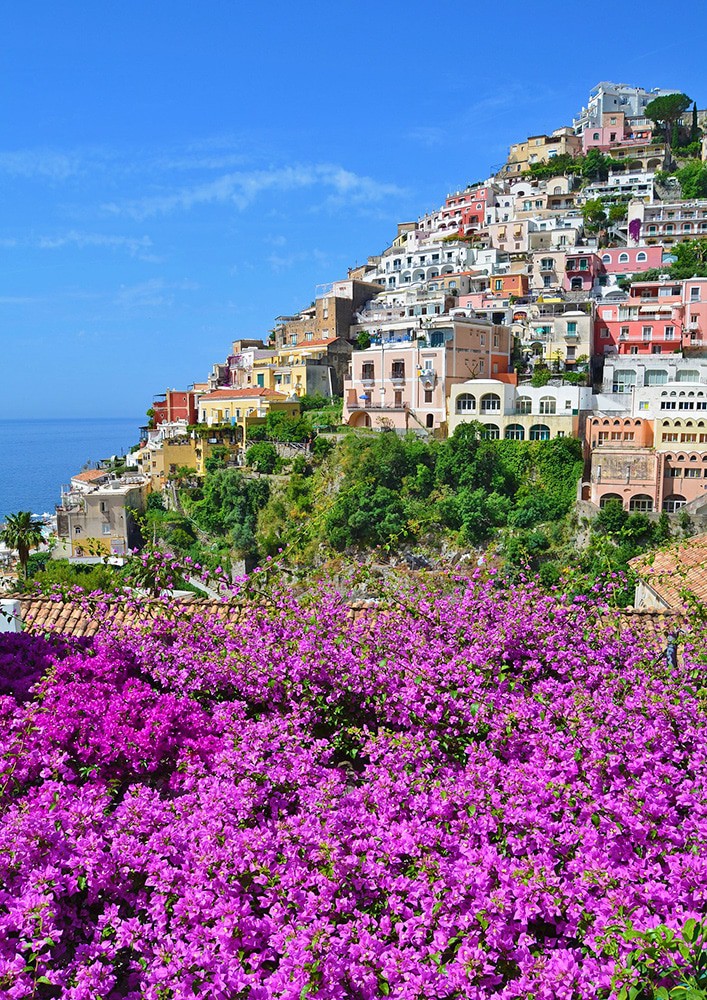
[1,574,705,999]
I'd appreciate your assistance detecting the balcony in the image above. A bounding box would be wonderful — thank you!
[419,369,437,389]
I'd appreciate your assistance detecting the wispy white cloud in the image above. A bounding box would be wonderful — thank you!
[266,247,332,273]
[116,278,200,309]
[36,230,155,258]
[0,149,83,180]
[103,163,406,219]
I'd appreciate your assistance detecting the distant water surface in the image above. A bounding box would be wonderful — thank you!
[0,418,140,523]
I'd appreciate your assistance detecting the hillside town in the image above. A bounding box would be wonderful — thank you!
[44,82,707,562]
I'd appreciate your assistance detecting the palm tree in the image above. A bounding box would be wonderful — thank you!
[0,511,44,579]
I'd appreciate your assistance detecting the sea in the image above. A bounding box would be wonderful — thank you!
[0,418,140,524]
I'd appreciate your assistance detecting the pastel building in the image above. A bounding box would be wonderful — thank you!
[598,246,663,276]
[55,475,150,561]
[448,380,592,438]
[198,388,300,441]
[627,199,707,248]
[595,278,707,356]
[500,128,582,176]
[343,317,511,434]
[517,304,594,370]
[573,82,680,134]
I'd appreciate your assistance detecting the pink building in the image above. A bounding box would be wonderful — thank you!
[598,245,663,276]
[564,251,605,293]
[582,112,653,153]
[343,318,511,433]
[595,278,707,356]
[586,413,707,512]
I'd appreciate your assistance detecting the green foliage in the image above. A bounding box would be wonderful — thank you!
[204,445,230,474]
[582,149,613,181]
[188,468,270,559]
[677,160,707,199]
[25,559,122,594]
[530,367,551,387]
[355,330,371,351]
[25,552,51,577]
[298,393,332,412]
[245,442,279,474]
[0,511,45,578]
[265,411,311,443]
[646,93,692,160]
[146,492,166,512]
[608,202,629,223]
[311,436,334,461]
[582,197,608,231]
[595,498,627,535]
[608,917,707,999]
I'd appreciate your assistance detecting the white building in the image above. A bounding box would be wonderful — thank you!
[573,82,680,134]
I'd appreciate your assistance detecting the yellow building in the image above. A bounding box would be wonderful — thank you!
[197,387,300,441]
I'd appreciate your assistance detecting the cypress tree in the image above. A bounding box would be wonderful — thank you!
[691,101,699,144]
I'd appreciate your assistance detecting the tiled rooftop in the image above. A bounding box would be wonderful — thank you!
[629,534,707,611]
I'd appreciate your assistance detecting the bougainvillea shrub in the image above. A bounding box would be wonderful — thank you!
[0,575,705,999]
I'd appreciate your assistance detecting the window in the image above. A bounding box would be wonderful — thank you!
[642,326,652,341]
[528,424,549,441]
[305,332,313,342]
[539,396,556,415]
[361,362,374,380]
[290,334,297,345]
[636,252,647,263]
[618,253,629,263]
[613,371,636,393]
[74,526,82,534]
[482,424,500,439]
[677,370,700,382]
[639,401,649,411]
[629,495,653,512]
[663,495,687,512]
[480,393,501,413]
[691,286,701,301]
[665,326,674,340]
[620,326,629,339]
[456,393,476,413]
[505,424,525,440]
[516,396,532,415]
[566,321,577,334]
[102,523,111,536]
[645,370,668,385]
[391,361,405,379]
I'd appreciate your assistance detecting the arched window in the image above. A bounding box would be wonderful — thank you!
[482,423,500,439]
[677,370,700,382]
[553,186,562,194]
[629,494,654,512]
[515,396,532,415]
[456,393,476,413]
[539,396,556,415]
[663,494,686,512]
[602,254,611,263]
[505,424,525,440]
[618,253,629,263]
[480,393,501,413]
[636,252,647,262]
[593,132,600,140]
[529,424,551,440]
[600,493,623,508]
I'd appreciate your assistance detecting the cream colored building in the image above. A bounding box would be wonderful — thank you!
[448,380,592,438]
[54,475,151,561]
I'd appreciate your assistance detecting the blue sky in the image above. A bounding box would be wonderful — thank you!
[2,0,707,419]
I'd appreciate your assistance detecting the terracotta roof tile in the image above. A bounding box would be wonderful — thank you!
[200,388,289,401]
[71,470,108,483]
[629,534,707,611]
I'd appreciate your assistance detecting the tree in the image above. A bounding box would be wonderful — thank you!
[645,93,691,166]
[582,197,608,232]
[355,330,371,351]
[245,442,279,474]
[691,101,699,145]
[0,512,45,579]
[676,160,707,199]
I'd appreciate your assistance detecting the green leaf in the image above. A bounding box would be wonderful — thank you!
[683,918,698,942]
